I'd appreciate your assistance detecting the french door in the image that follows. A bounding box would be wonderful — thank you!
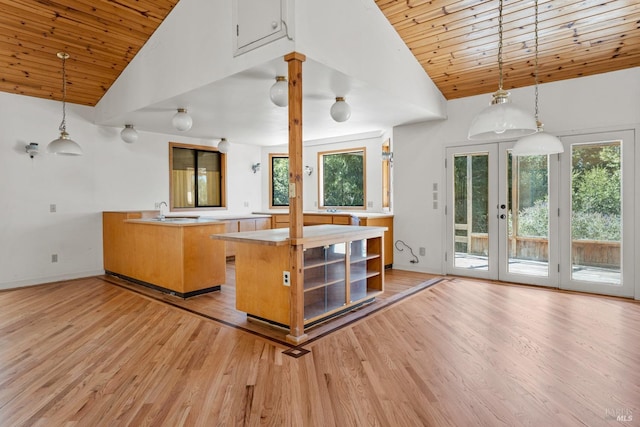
[446,130,635,297]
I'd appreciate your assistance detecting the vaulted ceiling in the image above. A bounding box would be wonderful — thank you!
[0,0,638,107]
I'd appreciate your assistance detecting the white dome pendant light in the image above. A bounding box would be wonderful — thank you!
[468,0,537,140]
[269,76,288,107]
[330,97,351,122]
[172,108,193,131]
[47,52,83,156]
[512,0,564,156]
[217,138,230,153]
[120,124,138,143]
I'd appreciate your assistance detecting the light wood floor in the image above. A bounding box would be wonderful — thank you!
[1,273,638,426]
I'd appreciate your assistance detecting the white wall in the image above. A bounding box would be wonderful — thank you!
[259,131,392,212]
[0,92,262,290]
[393,68,640,299]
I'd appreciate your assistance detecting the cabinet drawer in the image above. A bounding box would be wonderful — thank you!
[332,215,351,225]
[304,215,332,225]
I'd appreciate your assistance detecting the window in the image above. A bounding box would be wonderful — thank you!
[170,143,226,209]
[319,148,366,208]
[270,154,289,208]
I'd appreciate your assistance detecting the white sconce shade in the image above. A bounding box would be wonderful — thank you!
[270,76,288,107]
[172,108,193,131]
[468,90,537,140]
[304,165,313,176]
[25,142,39,159]
[252,163,261,173]
[330,97,351,122]
[48,52,82,156]
[120,124,138,143]
[217,138,230,153]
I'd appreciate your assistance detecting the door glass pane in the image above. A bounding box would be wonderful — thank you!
[507,152,549,277]
[571,142,621,284]
[453,153,489,270]
[196,151,222,207]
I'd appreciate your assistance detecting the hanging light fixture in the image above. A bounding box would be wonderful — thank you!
[330,97,351,122]
[172,108,193,131]
[47,52,83,156]
[217,138,230,153]
[120,124,138,143]
[269,76,288,107]
[468,0,537,140]
[512,0,564,156]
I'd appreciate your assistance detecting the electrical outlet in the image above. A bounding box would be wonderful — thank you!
[51,254,58,263]
[419,247,426,256]
[243,201,249,207]
[283,271,290,286]
[50,204,56,213]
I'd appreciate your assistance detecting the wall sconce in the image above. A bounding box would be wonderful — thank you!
[382,151,393,162]
[25,142,39,158]
[120,124,138,143]
[251,162,261,174]
[172,108,193,131]
[330,97,351,122]
[304,165,313,176]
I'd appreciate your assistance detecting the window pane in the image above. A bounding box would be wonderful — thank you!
[271,156,289,207]
[321,149,365,207]
[172,148,196,208]
[197,151,221,207]
[571,141,621,284]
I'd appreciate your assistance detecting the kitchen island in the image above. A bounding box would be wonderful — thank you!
[103,211,226,298]
[211,224,386,330]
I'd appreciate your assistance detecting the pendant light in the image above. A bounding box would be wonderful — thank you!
[47,52,83,156]
[120,124,138,143]
[512,0,564,156]
[172,108,193,131]
[330,97,351,122]
[269,76,288,107]
[217,138,230,153]
[468,0,537,140]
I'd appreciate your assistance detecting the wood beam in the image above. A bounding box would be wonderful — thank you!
[284,51,307,343]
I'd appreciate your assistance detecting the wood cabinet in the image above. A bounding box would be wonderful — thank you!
[224,216,271,258]
[213,225,385,329]
[103,212,226,298]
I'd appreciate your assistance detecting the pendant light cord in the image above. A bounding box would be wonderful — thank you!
[59,53,68,133]
[497,0,504,91]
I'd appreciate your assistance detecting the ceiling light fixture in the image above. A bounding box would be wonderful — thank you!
[467,0,537,140]
[172,108,193,131]
[217,138,230,153]
[120,124,138,143]
[25,142,39,159]
[512,0,564,156]
[47,52,83,156]
[330,97,351,122]
[269,76,288,107]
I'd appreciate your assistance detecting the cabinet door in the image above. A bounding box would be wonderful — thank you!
[234,0,285,54]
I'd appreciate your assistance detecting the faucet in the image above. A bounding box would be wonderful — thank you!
[158,201,168,220]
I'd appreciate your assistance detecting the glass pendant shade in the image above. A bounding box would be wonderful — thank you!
[269,76,288,107]
[468,90,537,140]
[217,138,230,153]
[330,97,351,122]
[120,124,138,143]
[172,108,192,131]
[48,131,83,156]
[512,127,564,156]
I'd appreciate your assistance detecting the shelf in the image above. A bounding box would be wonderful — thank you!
[303,254,345,269]
[350,253,380,264]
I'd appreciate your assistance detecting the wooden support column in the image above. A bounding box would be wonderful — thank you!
[285,52,307,343]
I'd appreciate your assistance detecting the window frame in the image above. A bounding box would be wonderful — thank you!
[318,147,367,210]
[269,153,289,209]
[169,142,227,211]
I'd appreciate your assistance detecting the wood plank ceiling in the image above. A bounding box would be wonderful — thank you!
[0,0,638,107]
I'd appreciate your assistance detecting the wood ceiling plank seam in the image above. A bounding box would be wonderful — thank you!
[0,34,137,69]
[376,0,496,24]
[103,0,179,18]
[72,0,172,22]
[1,0,160,44]
[419,18,640,73]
